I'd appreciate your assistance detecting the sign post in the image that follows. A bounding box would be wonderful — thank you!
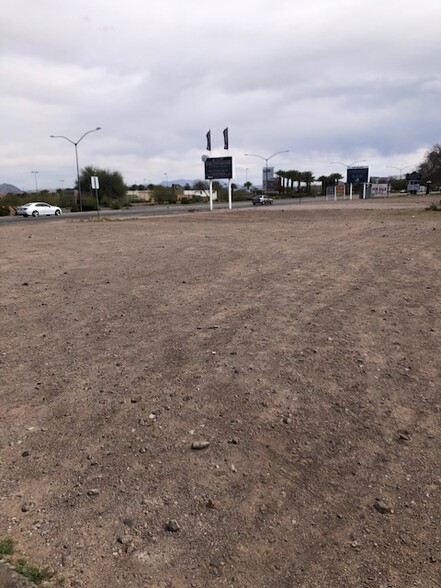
[347,167,369,199]
[91,175,100,218]
[204,156,234,210]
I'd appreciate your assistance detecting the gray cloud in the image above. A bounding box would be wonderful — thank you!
[2,0,440,190]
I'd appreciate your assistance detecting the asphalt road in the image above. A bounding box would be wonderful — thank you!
[0,196,328,224]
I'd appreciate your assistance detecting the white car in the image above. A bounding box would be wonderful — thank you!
[16,202,62,217]
[251,195,273,205]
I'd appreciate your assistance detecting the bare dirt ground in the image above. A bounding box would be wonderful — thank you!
[1,196,440,588]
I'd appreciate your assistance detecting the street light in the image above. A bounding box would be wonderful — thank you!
[50,127,101,211]
[331,159,367,169]
[244,150,289,193]
[330,160,367,199]
[31,171,39,194]
[385,165,414,179]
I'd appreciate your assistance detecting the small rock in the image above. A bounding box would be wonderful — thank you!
[117,534,132,545]
[165,519,181,533]
[21,450,30,457]
[21,502,34,512]
[191,441,210,450]
[87,489,100,497]
[373,500,393,514]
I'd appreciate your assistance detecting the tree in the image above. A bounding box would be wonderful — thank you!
[418,144,441,184]
[193,180,209,191]
[243,181,253,192]
[284,170,298,193]
[276,170,287,193]
[151,185,176,204]
[302,171,315,195]
[287,170,303,193]
[328,172,344,186]
[317,175,328,196]
[78,166,126,205]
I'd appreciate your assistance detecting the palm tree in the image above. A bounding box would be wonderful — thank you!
[317,175,328,196]
[276,170,287,193]
[328,172,344,186]
[243,181,253,192]
[285,170,300,194]
[302,171,315,195]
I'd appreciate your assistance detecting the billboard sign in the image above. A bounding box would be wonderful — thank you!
[347,166,369,184]
[204,156,233,180]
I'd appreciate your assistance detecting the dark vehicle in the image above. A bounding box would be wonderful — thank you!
[251,195,273,205]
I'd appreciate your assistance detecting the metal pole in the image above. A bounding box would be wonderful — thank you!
[209,180,213,211]
[31,171,39,195]
[244,150,289,195]
[265,158,269,194]
[74,143,82,211]
[50,127,101,212]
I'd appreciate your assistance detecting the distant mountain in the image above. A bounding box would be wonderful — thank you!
[0,183,23,195]
[160,179,203,187]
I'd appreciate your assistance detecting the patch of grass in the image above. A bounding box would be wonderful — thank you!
[14,559,55,585]
[0,536,14,556]
[0,536,64,586]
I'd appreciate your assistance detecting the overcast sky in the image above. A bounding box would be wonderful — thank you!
[2,0,441,191]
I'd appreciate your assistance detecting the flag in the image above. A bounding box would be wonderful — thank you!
[223,127,229,150]
[206,130,211,151]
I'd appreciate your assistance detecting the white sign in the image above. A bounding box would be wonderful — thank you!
[91,176,99,189]
[371,183,388,196]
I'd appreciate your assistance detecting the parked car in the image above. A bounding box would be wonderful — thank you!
[251,195,273,205]
[16,202,62,217]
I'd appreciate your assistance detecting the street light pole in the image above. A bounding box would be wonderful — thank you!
[31,171,39,195]
[244,150,289,194]
[385,165,414,179]
[331,160,367,199]
[50,127,101,211]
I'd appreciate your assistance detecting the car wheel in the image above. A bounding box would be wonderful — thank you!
[32,211,39,217]
[55,209,61,216]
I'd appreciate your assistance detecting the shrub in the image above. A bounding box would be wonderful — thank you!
[14,559,55,585]
[0,536,14,556]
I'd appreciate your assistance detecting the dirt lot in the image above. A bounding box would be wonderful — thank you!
[1,196,440,588]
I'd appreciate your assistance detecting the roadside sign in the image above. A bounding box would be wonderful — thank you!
[335,183,345,197]
[204,157,233,180]
[347,167,369,184]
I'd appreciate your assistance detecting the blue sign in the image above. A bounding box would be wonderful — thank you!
[204,157,233,180]
[347,167,369,184]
